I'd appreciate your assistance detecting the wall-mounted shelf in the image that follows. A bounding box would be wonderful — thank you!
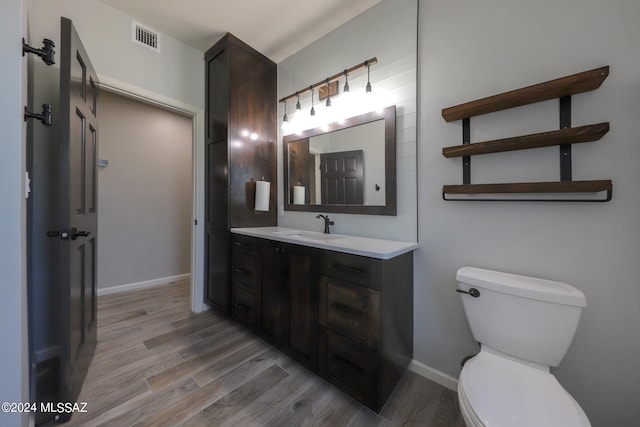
[442,66,609,122]
[441,66,612,202]
[443,180,612,202]
[442,122,610,158]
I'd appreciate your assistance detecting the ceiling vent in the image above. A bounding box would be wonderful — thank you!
[132,21,160,52]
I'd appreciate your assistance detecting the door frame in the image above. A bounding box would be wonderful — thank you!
[97,75,206,313]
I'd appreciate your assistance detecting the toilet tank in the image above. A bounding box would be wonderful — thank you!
[457,267,587,367]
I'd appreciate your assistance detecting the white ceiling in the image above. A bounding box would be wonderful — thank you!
[99,0,382,62]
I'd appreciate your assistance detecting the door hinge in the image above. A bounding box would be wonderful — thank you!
[24,104,53,127]
[22,37,55,65]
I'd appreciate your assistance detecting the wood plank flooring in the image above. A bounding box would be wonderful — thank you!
[67,280,465,426]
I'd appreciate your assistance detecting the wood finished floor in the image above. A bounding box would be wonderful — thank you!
[68,280,465,426]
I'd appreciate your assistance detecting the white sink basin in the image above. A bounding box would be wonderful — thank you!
[271,230,345,241]
[232,226,418,259]
[296,232,345,241]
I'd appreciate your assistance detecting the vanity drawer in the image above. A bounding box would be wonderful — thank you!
[232,234,259,256]
[231,287,259,331]
[319,276,380,350]
[322,251,382,290]
[319,329,379,409]
[232,249,259,293]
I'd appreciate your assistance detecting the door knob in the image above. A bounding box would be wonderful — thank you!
[70,227,90,240]
[47,230,69,240]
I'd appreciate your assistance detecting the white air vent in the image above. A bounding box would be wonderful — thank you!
[132,21,160,52]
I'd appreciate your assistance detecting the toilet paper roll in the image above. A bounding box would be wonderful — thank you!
[293,185,305,205]
[255,180,270,211]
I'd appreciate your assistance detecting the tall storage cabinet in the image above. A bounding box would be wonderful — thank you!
[204,33,277,312]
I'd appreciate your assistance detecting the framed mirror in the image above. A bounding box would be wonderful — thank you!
[283,105,396,215]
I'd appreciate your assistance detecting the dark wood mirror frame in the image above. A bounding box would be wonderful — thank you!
[283,105,396,215]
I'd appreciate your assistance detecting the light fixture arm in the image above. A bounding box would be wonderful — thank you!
[278,57,377,104]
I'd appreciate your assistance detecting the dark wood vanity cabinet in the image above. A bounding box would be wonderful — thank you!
[204,33,277,312]
[230,235,261,331]
[230,232,413,412]
[319,250,413,412]
[260,241,290,347]
[231,235,321,370]
[286,246,321,370]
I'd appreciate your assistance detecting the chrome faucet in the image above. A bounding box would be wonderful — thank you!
[315,214,334,234]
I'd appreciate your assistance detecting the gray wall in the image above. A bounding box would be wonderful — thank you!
[418,0,640,425]
[31,0,203,108]
[0,0,29,425]
[98,91,193,290]
[277,0,418,241]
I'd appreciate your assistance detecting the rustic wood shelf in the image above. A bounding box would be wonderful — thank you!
[443,180,613,202]
[442,66,609,122]
[441,66,612,202]
[442,122,609,158]
[443,180,612,195]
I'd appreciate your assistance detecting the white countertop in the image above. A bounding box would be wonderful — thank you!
[230,226,418,260]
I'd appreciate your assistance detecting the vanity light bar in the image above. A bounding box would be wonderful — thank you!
[278,57,377,104]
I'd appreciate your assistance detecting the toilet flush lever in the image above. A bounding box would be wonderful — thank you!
[456,288,480,298]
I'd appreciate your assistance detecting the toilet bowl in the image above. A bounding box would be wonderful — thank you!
[458,350,590,427]
[456,267,591,427]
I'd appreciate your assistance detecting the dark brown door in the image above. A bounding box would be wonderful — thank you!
[320,150,364,204]
[57,17,98,417]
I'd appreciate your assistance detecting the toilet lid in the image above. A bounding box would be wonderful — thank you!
[459,351,590,427]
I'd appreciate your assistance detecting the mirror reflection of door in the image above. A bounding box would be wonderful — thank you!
[320,150,364,204]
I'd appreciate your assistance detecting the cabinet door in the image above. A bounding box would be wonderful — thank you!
[319,276,381,350]
[260,243,289,346]
[232,287,260,331]
[232,247,260,294]
[207,140,228,229]
[204,139,229,311]
[206,230,229,312]
[319,329,380,410]
[289,249,319,370]
[206,47,229,149]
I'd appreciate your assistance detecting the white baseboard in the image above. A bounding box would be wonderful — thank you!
[408,359,458,391]
[98,273,191,296]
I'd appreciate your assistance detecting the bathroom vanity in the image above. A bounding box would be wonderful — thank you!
[229,226,417,412]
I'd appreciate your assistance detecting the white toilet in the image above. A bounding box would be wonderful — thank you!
[456,267,591,427]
